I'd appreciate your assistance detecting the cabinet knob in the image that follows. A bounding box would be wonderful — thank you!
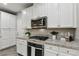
[67,51,69,53]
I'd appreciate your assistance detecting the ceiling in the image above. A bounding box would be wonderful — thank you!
[0,3,33,15]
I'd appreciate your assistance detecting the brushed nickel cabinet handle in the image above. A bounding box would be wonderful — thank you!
[67,51,69,53]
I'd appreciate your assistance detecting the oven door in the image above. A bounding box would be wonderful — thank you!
[27,42,44,56]
[35,48,44,56]
[27,45,35,56]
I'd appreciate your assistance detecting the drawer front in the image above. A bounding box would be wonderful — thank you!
[44,44,58,51]
[44,50,57,56]
[59,53,72,56]
[17,39,27,45]
[59,47,79,56]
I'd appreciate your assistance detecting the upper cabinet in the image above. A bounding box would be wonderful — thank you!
[25,7,33,28]
[47,3,77,28]
[47,4,59,28]
[58,3,77,28]
[32,3,77,28]
[1,12,16,28]
[18,3,77,28]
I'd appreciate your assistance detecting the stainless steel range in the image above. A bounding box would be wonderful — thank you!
[27,36,49,56]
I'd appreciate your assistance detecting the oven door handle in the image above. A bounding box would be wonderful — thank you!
[28,45,43,50]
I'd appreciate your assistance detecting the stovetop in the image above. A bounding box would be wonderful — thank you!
[29,36,49,41]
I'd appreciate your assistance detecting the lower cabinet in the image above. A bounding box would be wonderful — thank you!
[44,44,79,56]
[17,39,27,56]
[0,29,16,50]
[44,44,59,56]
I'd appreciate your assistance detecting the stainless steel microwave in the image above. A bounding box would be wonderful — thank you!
[31,16,47,29]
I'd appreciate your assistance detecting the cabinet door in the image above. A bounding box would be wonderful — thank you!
[0,29,16,50]
[1,12,10,28]
[25,7,33,28]
[33,4,48,17]
[17,39,27,56]
[32,4,40,17]
[44,44,59,56]
[8,14,16,28]
[47,4,59,28]
[1,12,16,28]
[9,29,16,46]
[17,43,27,56]
[0,29,10,50]
[17,13,26,37]
[59,3,74,27]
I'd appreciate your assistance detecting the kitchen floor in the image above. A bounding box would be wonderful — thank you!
[0,46,18,56]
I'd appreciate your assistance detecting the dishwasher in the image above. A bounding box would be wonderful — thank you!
[27,42,44,56]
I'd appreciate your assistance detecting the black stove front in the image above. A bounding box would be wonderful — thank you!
[27,42,44,56]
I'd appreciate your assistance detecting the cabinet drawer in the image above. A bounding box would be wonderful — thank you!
[17,39,27,45]
[59,47,79,55]
[59,53,72,56]
[44,50,57,56]
[44,44,58,51]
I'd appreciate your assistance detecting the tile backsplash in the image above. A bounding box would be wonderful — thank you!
[28,28,76,39]
[75,28,79,40]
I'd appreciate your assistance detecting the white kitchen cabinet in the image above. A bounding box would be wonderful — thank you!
[58,3,76,28]
[44,50,58,56]
[8,14,16,28]
[0,29,10,50]
[32,4,40,17]
[17,39,27,56]
[47,4,59,28]
[0,11,16,50]
[1,11,16,28]
[47,3,77,28]
[44,44,59,56]
[59,46,79,56]
[9,29,16,46]
[32,4,48,17]
[0,29,16,50]
[44,44,79,56]
[25,7,33,28]
[17,13,26,37]
[18,3,77,29]
[32,3,77,28]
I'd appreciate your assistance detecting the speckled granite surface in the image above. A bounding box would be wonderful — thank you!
[17,37,79,51]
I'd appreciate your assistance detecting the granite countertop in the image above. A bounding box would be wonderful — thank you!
[17,36,79,51]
